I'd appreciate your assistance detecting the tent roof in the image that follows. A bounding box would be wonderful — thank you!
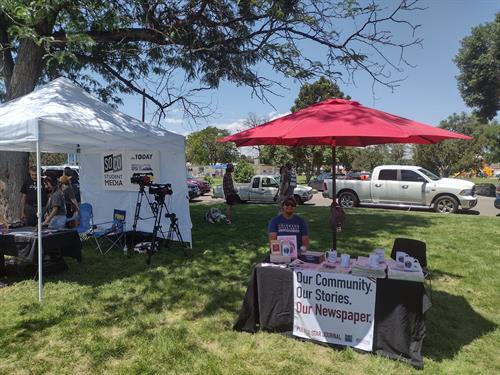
[0,77,184,153]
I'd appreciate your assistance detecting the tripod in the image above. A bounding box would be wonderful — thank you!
[131,183,155,254]
[146,192,187,265]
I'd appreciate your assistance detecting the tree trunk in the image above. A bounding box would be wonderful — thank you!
[0,39,46,221]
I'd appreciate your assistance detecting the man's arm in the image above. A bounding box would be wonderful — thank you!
[20,193,27,221]
[301,235,310,249]
[42,206,59,225]
[71,198,80,214]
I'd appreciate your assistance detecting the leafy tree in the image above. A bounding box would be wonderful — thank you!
[352,145,387,171]
[29,153,67,166]
[233,159,254,183]
[186,127,238,165]
[454,13,500,120]
[412,113,499,176]
[0,0,423,219]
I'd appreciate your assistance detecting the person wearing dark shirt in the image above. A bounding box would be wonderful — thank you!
[64,167,81,203]
[42,176,68,229]
[223,163,237,224]
[20,166,48,226]
[268,196,310,252]
[60,174,80,219]
[285,162,297,198]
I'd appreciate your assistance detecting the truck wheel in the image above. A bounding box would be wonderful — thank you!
[338,191,358,208]
[433,195,458,214]
[294,194,303,205]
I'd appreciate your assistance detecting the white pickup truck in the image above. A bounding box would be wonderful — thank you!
[323,165,477,213]
[213,174,313,204]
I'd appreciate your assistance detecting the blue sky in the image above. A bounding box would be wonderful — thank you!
[119,0,499,136]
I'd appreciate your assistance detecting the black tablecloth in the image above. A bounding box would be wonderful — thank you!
[0,227,82,274]
[234,265,431,369]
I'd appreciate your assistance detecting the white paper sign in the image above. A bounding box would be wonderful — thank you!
[293,269,376,351]
[102,150,160,191]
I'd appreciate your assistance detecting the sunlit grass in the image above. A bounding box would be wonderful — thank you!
[0,204,498,374]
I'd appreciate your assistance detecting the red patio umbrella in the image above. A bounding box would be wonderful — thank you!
[219,98,472,248]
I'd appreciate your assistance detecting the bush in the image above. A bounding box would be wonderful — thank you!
[234,160,254,182]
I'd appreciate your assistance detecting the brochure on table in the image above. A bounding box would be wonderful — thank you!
[293,268,376,351]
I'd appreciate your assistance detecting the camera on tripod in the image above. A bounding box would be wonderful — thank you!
[148,183,173,196]
[130,172,154,185]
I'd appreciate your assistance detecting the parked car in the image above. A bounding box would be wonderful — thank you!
[213,174,313,204]
[323,165,478,214]
[495,184,500,210]
[186,174,211,195]
[187,182,201,200]
[308,172,346,191]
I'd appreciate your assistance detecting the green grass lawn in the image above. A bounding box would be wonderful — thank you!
[1,204,499,374]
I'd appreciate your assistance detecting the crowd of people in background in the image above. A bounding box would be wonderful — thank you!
[17,166,81,230]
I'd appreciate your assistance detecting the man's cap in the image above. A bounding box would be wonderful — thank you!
[58,175,72,185]
[226,163,234,170]
[282,196,297,206]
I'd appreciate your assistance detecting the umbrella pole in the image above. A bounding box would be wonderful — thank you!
[331,146,337,249]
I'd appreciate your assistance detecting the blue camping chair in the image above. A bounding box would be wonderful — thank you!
[92,209,127,255]
[73,203,93,240]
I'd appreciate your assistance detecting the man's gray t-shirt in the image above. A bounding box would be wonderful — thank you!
[48,189,67,216]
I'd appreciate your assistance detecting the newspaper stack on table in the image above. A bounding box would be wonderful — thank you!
[319,259,354,274]
[289,259,321,271]
[351,256,387,278]
[386,258,424,282]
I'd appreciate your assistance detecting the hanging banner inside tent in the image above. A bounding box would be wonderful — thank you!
[102,150,160,191]
[293,269,376,352]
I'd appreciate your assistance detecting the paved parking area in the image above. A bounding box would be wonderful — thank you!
[192,192,498,217]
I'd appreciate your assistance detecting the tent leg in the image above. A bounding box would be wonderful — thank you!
[331,146,337,249]
[36,141,43,304]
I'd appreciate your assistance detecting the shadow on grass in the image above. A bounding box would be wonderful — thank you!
[423,290,497,361]
[2,204,442,347]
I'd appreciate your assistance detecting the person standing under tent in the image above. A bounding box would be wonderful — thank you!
[42,176,68,230]
[20,166,48,226]
[63,167,81,203]
[285,162,297,198]
[59,175,80,224]
[223,163,238,224]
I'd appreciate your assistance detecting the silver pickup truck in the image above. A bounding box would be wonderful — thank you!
[213,174,313,204]
[323,165,477,213]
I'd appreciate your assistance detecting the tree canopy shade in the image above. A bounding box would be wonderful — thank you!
[0,0,424,219]
[0,0,425,114]
[454,12,500,121]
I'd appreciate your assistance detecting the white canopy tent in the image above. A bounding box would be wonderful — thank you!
[0,77,192,302]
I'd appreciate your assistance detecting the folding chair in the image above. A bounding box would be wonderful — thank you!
[92,209,127,255]
[391,237,432,298]
[73,203,94,240]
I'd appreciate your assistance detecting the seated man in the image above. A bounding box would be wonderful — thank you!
[268,196,309,253]
[42,177,68,230]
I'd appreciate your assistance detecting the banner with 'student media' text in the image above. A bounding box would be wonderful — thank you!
[293,269,376,351]
[102,150,160,191]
